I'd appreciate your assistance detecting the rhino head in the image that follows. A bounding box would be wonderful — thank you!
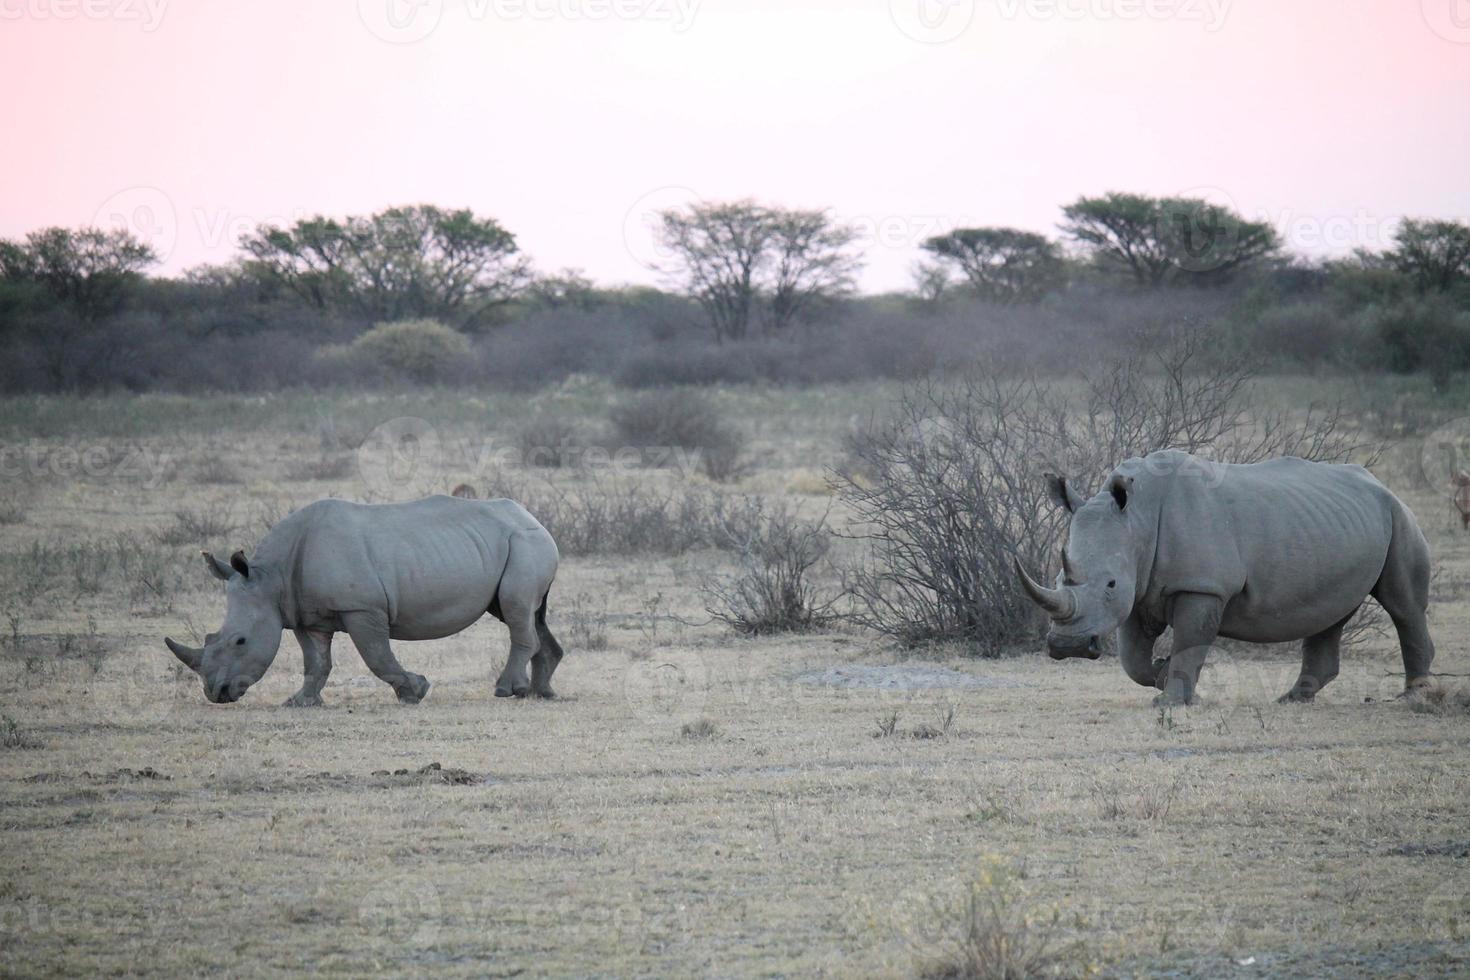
[164,550,285,704]
[1015,472,1141,661]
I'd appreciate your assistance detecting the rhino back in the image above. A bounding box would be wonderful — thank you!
[266,496,537,638]
[1145,454,1396,642]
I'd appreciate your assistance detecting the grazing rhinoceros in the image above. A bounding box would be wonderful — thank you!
[1014,450,1436,706]
[164,495,562,706]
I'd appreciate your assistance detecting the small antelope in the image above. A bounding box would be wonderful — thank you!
[1452,472,1470,529]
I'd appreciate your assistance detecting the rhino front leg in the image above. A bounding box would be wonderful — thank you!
[1154,593,1223,707]
[1117,614,1163,688]
[285,629,333,707]
[342,610,430,705]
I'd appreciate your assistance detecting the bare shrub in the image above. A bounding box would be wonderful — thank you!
[515,415,589,468]
[608,388,747,481]
[564,592,609,651]
[911,861,1087,980]
[837,323,1374,655]
[155,506,237,547]
[0,501,26,525]
[701,498,834,634]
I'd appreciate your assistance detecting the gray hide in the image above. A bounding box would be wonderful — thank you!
[1015,450,1436,705]
[165,495,561,705]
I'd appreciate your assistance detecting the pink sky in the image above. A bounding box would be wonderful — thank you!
[2,0,1467,293]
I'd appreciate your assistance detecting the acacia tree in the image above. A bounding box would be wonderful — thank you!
[0,227,158,388]
[920,227,1063,303]
[765,208,861,331]
[239,205,532,331]
[1060,192,1280,287]
[657,200,861,341]
[0,226,157,321]
[1389,218,1470,294]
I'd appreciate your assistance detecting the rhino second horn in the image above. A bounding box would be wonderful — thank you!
[1013,556,1077,620]
[165,637,203,672]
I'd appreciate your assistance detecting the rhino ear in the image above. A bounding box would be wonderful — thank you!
[1045,473,1087,513]
[229,550,251,579]
[1109,474,1134,512]
[201,551,234,581]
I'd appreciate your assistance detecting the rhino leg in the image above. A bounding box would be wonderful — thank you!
[1153,593,1222,707]
[494,599,538,699]
[530,596,564,699]
[1280,615,1347,703]
[342,610,430,705]
[1371,512,1437,693]
[285,629,334,707]
[1118,614,1163,688]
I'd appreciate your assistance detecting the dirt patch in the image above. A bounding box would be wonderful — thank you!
[794,664,1024,690]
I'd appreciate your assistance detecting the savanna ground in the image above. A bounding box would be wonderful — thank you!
[2,377,1469,978]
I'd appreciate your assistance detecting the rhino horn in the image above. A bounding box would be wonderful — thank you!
[1013,556,1076,620]
[165,637,203,673]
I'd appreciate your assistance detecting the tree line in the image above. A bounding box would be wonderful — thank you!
[1,194,1468,391]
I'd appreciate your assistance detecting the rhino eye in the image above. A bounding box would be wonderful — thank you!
[1107,580,1116,589]
[234,637,245,646]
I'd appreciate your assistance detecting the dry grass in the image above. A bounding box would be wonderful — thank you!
[1,380,1468,977]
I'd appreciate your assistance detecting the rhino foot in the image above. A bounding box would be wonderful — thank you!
[495,684,531,698]
[1152,691,1197,708]
[284,692,324,708]
[532,687,557,700]
[396,674,431,705]
[1277,689,1316,704]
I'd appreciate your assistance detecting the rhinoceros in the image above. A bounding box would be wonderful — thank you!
[1014,450,1436,705]
[164,495,562,706]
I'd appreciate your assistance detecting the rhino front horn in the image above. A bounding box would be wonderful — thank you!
[165,637,203,672]
[1013,556,1076,620]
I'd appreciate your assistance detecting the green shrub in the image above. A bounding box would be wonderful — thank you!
[349,318,473,383]
[1366,298,1470,386]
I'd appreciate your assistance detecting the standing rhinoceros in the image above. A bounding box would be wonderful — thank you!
[1014,450,1436,706]
[164,495,562,705]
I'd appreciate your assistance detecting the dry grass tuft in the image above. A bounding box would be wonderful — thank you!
[1409,683,1470,716]
[680,718,720,739]
[912,860,1091,980]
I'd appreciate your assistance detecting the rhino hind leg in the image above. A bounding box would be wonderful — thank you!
[1372,505,1437,693]
[342,610,431,704]
[1280,615,1347,703]
[530,595,564,699]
